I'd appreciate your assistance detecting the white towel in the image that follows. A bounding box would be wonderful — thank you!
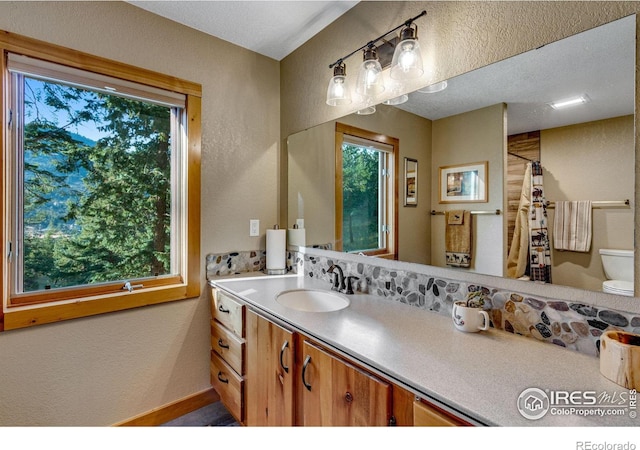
[553,201,592,252]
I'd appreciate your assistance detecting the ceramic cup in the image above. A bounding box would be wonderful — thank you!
[452,301,490,332]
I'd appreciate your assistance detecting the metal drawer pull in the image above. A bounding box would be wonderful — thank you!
[279,340,290,373]
[345,392,353,403]
[218,338,229,350]
[302,355,312,391]
[218,303,230,314]
[217,371,229,384]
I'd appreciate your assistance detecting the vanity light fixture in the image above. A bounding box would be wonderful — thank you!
[356,105,376,115]
[548,94,590,110]
[355,45,385,97]
[418,80,448,94]
[326,10,427,107]
[326,61,352,106]
[390,22,424,80]
[382,94,409,105]
[383,80,409,105]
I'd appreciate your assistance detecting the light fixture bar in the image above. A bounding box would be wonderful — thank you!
[548,94,590,109]
[328,10,427,69]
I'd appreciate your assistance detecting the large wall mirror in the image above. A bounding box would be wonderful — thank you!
[287,15,635,296]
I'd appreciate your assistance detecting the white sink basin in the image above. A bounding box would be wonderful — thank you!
[276,289,350,312]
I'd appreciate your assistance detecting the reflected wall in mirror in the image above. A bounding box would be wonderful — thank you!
[287,15,635,295]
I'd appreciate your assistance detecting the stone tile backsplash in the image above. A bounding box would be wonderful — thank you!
[206,247,639,357]
[303,253,640,357]
[206,250,302,278]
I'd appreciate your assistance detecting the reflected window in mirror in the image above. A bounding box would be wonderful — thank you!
[335,123,398,259]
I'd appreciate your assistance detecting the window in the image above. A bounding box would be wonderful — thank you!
[1,32,201,330]
[335,123,398,258]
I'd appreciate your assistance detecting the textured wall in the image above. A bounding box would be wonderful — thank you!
[0,1,280,425]
[279,1,640,220]
[431,104,506,276]
[543,116,635,291]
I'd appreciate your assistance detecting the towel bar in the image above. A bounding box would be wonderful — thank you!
[545,199,630,209]
[431,209,501,216]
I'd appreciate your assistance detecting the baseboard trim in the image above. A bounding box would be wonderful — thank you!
[114,387,220,426]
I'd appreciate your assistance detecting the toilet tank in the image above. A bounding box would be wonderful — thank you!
[599,249,634,282]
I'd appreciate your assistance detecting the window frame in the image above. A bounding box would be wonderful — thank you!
[334,122,398,259]
[0,31,202,331]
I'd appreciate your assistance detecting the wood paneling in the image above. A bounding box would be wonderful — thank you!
[507,131,540,251]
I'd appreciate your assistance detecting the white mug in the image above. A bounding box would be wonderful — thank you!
[452,301,490,332]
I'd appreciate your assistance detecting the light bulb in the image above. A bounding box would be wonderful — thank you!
[390,25,424,80]
[326,63,351,106]
[356,47,385,97]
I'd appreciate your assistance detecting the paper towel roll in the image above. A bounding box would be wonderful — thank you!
[266,229,286,274]
[288,228,306,247]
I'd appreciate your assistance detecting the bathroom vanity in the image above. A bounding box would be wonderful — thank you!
[210,277,471,426]
[209,272,638,427]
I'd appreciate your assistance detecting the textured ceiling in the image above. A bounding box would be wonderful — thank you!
[127,0,359,61]
[127,2,633,133]
[396,14,635,134]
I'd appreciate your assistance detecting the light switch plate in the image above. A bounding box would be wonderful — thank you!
[249,219,259,237]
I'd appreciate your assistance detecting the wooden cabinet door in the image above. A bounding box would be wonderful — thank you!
[301,340,391,426]
[245,311,295,426]
[267,321,295,426]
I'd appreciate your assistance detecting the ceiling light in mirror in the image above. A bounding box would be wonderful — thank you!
[548,94,590,110]
[417,80,448,93]
[356,105,376,115]
[383,94,408,105]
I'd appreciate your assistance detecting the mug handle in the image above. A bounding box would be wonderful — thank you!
[478,310,490,330]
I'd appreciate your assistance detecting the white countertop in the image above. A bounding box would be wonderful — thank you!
[211,274,638,427]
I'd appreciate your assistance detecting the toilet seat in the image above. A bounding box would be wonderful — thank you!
[603,280,634,296]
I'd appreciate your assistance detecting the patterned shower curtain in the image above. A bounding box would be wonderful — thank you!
[528,161,552,283]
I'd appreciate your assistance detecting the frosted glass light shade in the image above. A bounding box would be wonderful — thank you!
[326,74,351,106]
[390,33,424,80]
[356,105,376,115]
[383,94,408,105]
[355,48,385,97]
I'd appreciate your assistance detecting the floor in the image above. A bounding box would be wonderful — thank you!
[161,401,239,426]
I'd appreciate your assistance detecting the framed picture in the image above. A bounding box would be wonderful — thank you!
[404,158,418,206]
[439,161,488,203]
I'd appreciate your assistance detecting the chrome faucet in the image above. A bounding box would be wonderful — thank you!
[327,264,346,292]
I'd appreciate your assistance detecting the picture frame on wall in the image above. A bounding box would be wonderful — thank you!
[439,161,488,203]
[404,158,418,206]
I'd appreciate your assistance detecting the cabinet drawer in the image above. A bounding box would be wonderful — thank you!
[211,289,245,337]
[211,320,245,375]
[210,351,244,422]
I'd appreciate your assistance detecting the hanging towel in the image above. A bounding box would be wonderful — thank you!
[553,201,592,252]
[528,161,552,283]
[445,210,472,268]
[507,162,531,279]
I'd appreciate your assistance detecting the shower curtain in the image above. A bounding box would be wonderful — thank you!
[506,161,552,283]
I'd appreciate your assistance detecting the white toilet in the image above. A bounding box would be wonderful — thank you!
[599,248,634,296]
